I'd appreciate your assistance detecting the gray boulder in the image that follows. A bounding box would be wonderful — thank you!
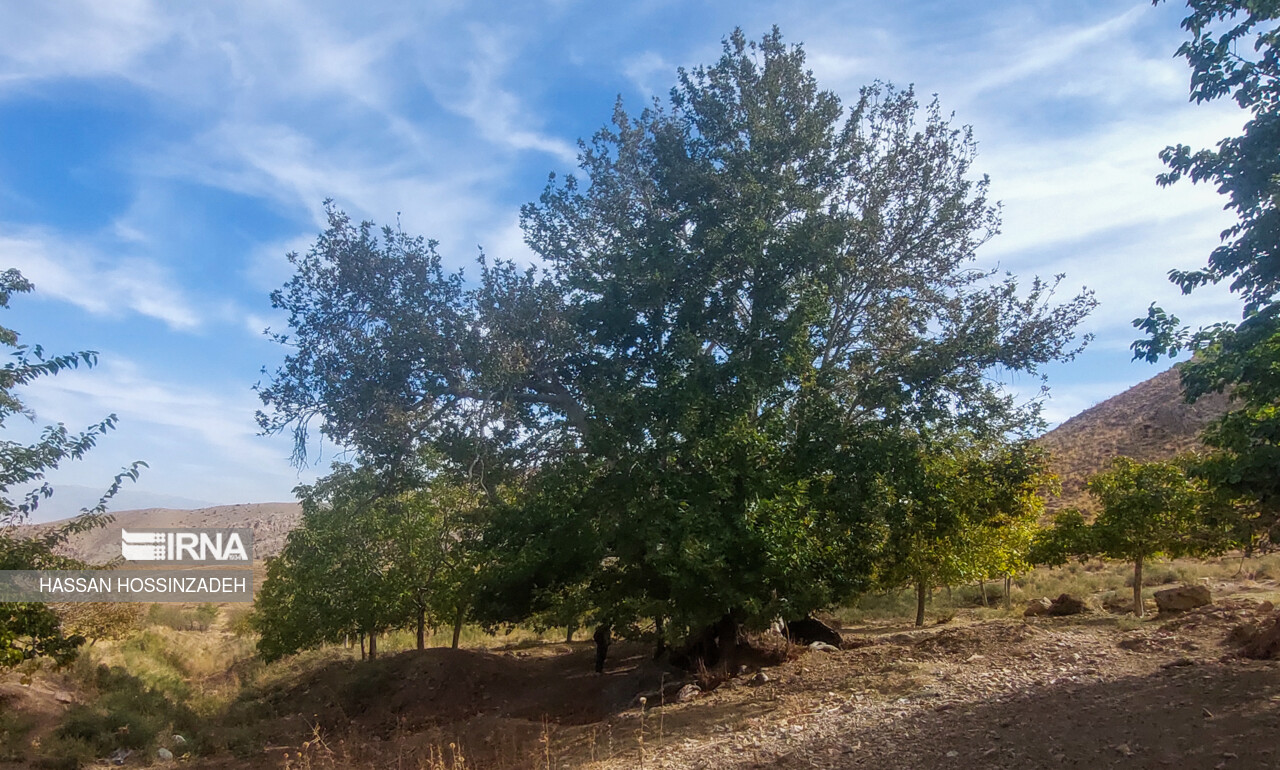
[1154,584,1212,613]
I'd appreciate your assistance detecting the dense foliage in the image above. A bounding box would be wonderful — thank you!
[1135,1,1280,552]
[876,437,1053,625]
[254,462,481,661]
[257,30,1094,661]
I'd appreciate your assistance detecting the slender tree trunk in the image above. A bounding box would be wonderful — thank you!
[451,604,465,650]
[1133,555,1145,618]
[946,585,952,602]
[417,606,426,651]
[979,578,989,607]
[915,580,927,627]
[368,630,378,661]
[359,631,366,661]
[565,620,577,644]
[1004,575,1012,611]
[593,623,612,673]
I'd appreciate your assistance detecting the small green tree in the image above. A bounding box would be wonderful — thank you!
[878,436,1051,625]
[255,464,401,661]
[254,461,484,660]
[1034,457,1214,617]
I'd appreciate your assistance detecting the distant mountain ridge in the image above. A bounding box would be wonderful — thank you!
[16,502,302,564]
[19,486,220,524]
[1036,366,1232,515]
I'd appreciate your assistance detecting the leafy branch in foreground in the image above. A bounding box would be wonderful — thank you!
[0,269,145,668]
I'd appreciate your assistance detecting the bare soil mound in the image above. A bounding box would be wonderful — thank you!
[213,641,686,767]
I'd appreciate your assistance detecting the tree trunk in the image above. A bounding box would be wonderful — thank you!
[417,606,426,651]
[451,604,465,649]
[653,615,666,660]
[915,580,927,627]
[359,632,366,661]
[593,623,612,673]
[368,630,377,661]
[946,585,952,602]
[1004,575,1012,611]
[1133,555,1145,618]
[979,578,989,607]
[565,620,577,644]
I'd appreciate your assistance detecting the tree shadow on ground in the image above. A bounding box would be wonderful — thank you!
[744,659,1280,769]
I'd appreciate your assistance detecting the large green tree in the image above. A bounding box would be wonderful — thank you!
[1135,1,1280,549]
[260,30,1094,662]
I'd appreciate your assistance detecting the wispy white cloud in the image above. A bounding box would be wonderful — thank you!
[15,357,319,503]
[624,51,672,99]
[957,6,1148,102]
[0,0,171,89]
[0,227,201,330]
[431,25,579,164]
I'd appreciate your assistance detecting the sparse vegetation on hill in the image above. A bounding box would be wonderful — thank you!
[1036,366,1230,514]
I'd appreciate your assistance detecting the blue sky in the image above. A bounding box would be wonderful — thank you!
[0,0,1247,516]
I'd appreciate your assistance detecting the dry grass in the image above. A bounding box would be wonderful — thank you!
[838,552,1280,627]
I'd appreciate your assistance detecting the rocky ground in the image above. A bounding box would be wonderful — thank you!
[229,592,1280,770]
[605,599,1280,769]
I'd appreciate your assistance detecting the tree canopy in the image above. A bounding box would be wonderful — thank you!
[259,29,1094,659]
[1033,457,1216,617]
[1134,2,1280,553]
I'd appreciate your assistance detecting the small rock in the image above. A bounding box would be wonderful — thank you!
[946,750,959,758]
[54,690,74,704]
[809,641,839,653]
[749,672,770,686]
[1155,584,1212,613]
[107,748,132,766]
[1024,598,1053,617]
[171,734,187,745]
[157,748,174,761]
[675,683,702,703]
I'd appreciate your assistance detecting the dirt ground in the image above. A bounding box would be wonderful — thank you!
[186,593,1280,769]
[5,582,1280,769]
[614,601,1280,770]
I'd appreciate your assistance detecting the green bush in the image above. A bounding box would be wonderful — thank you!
[49,664,203,760]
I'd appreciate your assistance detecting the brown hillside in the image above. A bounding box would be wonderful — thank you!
[16,502,301,564]
[1036,366,1231,515]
